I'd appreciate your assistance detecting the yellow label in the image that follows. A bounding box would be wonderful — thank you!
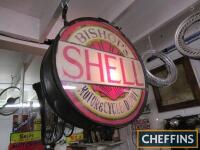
[10,131,41,144]
[66,133,84,143]
[34,119,41,131]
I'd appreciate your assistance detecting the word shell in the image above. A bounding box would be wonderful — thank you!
[57,41,145,88]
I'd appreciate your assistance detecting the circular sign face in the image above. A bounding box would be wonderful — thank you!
[55,18,147,126]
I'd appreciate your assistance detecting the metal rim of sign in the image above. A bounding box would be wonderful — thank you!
[40,17,148,128]
[142,50,177,87]
[175,11,200,59]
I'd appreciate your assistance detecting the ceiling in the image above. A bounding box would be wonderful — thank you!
[0,0,133,20]
[0,0,134,42]
[0,0,199,105]
[115,0,198,42]
[0,0,46,18]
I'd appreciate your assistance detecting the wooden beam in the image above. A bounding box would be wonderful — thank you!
[0,35,48,56]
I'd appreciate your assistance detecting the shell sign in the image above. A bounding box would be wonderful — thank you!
[41,18,148,128]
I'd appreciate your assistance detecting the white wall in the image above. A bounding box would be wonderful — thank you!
[0,115,13,150]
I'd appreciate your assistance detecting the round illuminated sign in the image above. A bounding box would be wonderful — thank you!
[41,18,147,128]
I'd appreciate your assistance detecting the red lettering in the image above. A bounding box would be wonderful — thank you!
[105,54,121,83]
[132,61,144,86]
[63,46,83,79]
[119,58,135,85]
[85,49,104,82]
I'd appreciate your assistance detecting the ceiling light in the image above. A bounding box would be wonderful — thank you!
[62,85,77,90]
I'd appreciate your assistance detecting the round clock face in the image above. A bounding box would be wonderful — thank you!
[55,19,147,126]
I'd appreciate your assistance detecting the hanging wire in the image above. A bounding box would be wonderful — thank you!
[11,75,15,86]
[148,34,154,51]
